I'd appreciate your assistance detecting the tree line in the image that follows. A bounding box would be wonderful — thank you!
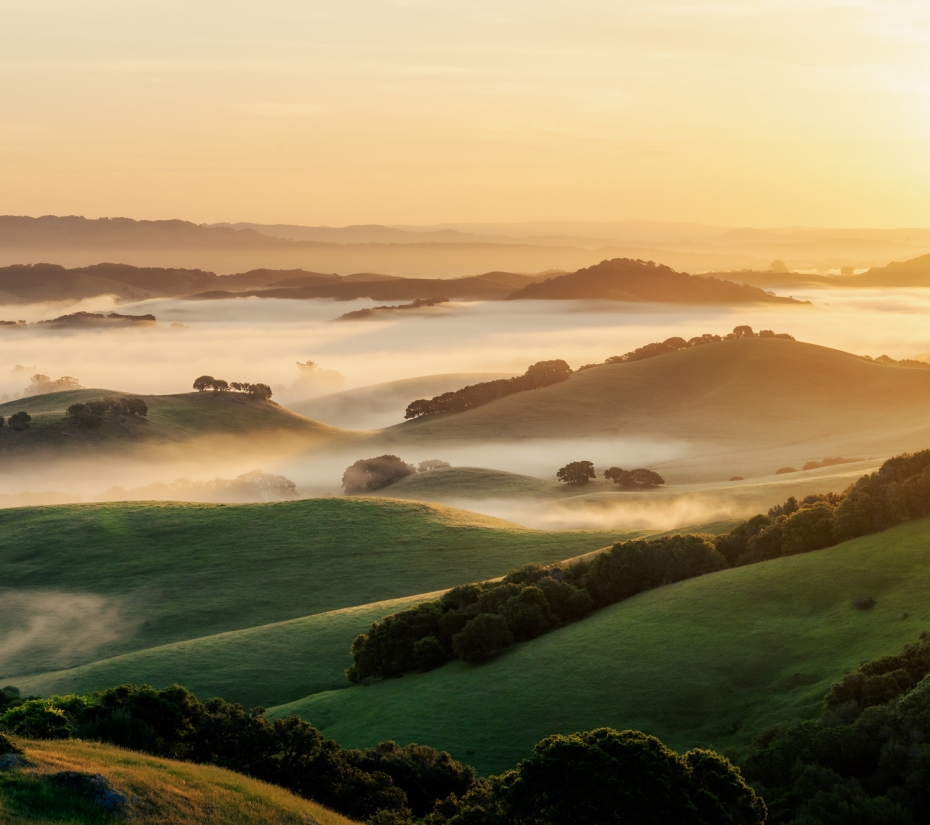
[556,460,665,489]
[193,375,273,400]
[347,448,930,683]
[404,360,572,419]
[67,396,148,428]
[0,683,764,825]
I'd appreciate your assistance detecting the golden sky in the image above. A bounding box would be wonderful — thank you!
[2,1,929,227]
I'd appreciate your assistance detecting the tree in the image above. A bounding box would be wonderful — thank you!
[343,455,415,495]
[8,411,31,430]
[212,379,229,393]
[418,459,450,472]
[67,403,103,428]
[732,325,754,338]
[193,375,215,392]
[604,467,665,489]
[451,613,514,663]
[556,461,596,486]
[0,416,4,430]
[247,383,273,401]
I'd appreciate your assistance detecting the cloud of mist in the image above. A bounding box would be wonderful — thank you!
[0,591,132,677]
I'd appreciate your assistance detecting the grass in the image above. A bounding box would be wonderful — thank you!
[0,389,351,458]
[0,738,358,824]
[13,592,443,709]
[1,497,623,689]
[267,517,930,776]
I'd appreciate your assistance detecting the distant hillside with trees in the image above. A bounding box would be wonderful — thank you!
[505,258,807,303]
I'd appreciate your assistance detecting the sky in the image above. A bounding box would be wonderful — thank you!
[2,0,929,227]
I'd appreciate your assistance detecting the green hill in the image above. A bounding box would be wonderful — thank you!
[0,389,354,459]
[0,498,622,693]
[0,737,356,824]
[380,338,930,481]
[268,518,930,776]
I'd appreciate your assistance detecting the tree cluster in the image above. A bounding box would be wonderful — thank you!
[405,360,572,419]
[0,684,473,822]
[0,683,763,825]
[343,455,416,494]
[744,631,930,824]
[22,374,83,397]
[576,326,795,372]
[2,411,31,431]
[604,467,665,489]
[66,396,148,428]
[192,375,273,400]
[347,534,724,682]
[349,449,930,683]
[556,461,595,485]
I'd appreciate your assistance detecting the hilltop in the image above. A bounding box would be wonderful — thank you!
[269,517,930,775]
[505,258,806,303]
[0,737,356,824]
[382,337,930,479]
[0,389,351,459]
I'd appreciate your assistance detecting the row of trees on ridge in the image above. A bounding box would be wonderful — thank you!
[67,396,148,428]
[347,448,930,682]
[193,375,273,400]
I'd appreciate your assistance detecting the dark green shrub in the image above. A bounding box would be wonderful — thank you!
[452,614,514,663]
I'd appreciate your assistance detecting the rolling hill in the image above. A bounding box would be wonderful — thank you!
[0,389,353,459]
[380,337,930,481]
[0,498,622,689]
[0,737,356,824]
[505,258,805,303]
[268,517,930,776]
[286,373,512,430]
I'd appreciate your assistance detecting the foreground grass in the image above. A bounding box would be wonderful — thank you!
[0,738,356,824]
[1,498,623,680]
[269,518,930,775]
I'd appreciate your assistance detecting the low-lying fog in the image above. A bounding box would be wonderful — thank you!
[0,287,926,527]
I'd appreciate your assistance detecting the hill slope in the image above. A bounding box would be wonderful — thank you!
[505,258,803,303]
[0,390,352,459]
[287,373,511,430]
[0,498,620,681]
[0,738,356,824]
[269,518,930,775]
[382,338,930,478]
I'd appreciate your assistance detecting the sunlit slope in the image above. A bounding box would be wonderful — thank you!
[0,389,356,457]
[0,738,357,825]
[270,518,930,776]
[383,338,930,451]
[0,498,619,677]
[12,592,442,709]
[388,466,557,499]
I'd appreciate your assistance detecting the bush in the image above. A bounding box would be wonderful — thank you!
[418,459,450,472]
[8,411,31,430]
[452,614,514,663]
[604,467,665,489]
[556,461,596,486]
[342,455,415,495]
[775,466,797,474]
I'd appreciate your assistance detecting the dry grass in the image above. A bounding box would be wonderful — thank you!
[0,738,358,825]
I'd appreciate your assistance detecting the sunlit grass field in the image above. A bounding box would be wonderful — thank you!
[269,518,930,776]
[0,738,357,824]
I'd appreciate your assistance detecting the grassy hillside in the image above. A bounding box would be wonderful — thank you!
[0,389,353,458]
[0,738,356,824]
[0,497,621,680]
[286,373,511,431]
[269,518,930,776]
[12,592,443,709]
[380,338,930,480]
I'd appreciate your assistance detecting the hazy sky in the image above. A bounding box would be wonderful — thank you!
[2,1,929,227]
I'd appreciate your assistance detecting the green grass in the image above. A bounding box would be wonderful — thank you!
[12,592,443,709]
[1,497,623,687]
[268,518,930,776]
[0,738,358,824]
[0,389,351,458]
